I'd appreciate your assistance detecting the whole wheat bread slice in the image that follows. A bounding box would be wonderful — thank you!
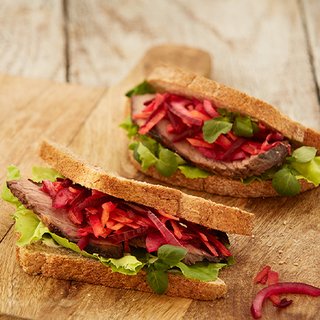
[147,66,320,149]
[40,140,254,235]
[17,242,227,300]
[132,160,314,198]
[127,65,318,197]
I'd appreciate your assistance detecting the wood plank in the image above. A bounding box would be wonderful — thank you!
[302,0,320,102]
[0,77,106,240]
[0,0,65,81]
[67,0,320,130]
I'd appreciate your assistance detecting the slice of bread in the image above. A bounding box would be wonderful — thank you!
[17,242,227,300]
[147,66,320,149]
[40,140,254,235]
[130,156,314,198]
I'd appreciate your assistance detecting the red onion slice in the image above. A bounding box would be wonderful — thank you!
[147,211,182,247]
[251,282,320,319]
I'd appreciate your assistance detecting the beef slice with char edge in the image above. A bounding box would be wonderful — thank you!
[7,179,123,258]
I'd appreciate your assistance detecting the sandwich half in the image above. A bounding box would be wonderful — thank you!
[122,66,320,197]
[3,140,254,300]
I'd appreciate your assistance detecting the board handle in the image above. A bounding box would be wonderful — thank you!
[141,44,212,77]
[122,44,212,87]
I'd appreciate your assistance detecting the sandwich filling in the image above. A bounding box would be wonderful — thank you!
[130,92,289,179]
[122,82,320,196]
[4,166,233,294]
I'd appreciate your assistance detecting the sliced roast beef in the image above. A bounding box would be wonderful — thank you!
[153,120,289,178]
[183,244,223,265]
[7,179,231,263]
[7,179,123,258]
[131,96,289,179]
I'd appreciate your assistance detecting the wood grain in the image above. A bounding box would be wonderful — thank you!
[0,76,106,240]
[302,0,320,102]
[0,0,65,81]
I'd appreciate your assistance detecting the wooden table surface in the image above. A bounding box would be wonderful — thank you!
[1,1,320,319]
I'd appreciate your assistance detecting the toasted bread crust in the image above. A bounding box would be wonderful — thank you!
[17,242,227,300]
[147,66,320,150]
[131,159,314,198]
[39,140,253,235]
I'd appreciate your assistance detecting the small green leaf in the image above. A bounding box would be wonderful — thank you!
[32,167,63,182]
[217,108,234,120]
[233,116,253,137]
[7,165,21,180]
[119,117,139,138]
[203,119,232,143]
[272,168,301,196]
[155,147,179,177]
[153,260,170,271]
[178,165,210,178]
[291,157,320,186]
[226,256,236,266]
[99,255,144,275]
[1,165,21,205]
[136,143,158,170]
[176,262,226,282]
[157,245,187,267]
[139,135,158,155]
[252,121,260,134]
[292,146,317,163]
[125,81,155,97]
[146,267,168,294]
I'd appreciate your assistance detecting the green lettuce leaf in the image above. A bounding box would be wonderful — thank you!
[139,135,158,154]
[178,165,210,178]
[119,117,139,138]
[137,142,158,170]
[1,165,21,205]
[125,81,155,97]
[291,146,317,163]
[32,166,64,182]
[291,157,320,186]
[233,116,253,137]
[176,262,226,282]
[99,255,145,275]
[146,267,168,294]
[14,207,48,246]
[155,146,181,177]
[203,119,232,143]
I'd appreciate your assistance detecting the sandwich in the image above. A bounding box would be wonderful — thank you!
[122,66,320,197]
[2,140,254,300]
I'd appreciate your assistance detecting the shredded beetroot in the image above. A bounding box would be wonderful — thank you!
[134,93,285,162]
[251,282,320,319]
[40,178,232,258]
[254,266,271,284]
[147,211,182,248]
[77,236,89,251]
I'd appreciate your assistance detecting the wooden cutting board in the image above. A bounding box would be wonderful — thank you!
[0,45,319,320]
